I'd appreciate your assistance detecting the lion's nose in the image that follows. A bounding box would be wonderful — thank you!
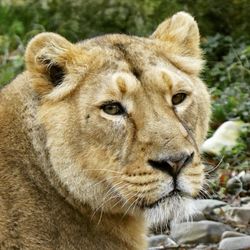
[148,152,194,177]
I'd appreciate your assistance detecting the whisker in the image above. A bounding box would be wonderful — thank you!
[108,183,133,210]
[121,189,141,219]
[82,175,117,193]
[91,182,125,217]
[204,156,224,174]
[82,169,123,174]
[92,181,133,220]
[91,181,123,220]
[97,206,104,226]
[121,189,137,209]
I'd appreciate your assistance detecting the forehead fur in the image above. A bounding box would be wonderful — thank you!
[78,34,203,80]
[61,33,202,106]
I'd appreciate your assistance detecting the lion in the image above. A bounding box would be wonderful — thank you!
[0,12,210,250]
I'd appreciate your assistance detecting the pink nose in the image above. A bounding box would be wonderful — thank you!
[148,152,194,177]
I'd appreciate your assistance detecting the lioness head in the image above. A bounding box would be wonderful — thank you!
[25,12,210,226]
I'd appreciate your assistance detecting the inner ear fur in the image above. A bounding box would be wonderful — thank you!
[151,12,201,59]
[25,32,79,87]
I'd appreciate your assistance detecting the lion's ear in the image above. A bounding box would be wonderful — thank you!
[151,12,201,58]
[25,32,75,87]
[25,33,92,100]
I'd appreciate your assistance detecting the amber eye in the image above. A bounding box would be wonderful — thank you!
[172,93,187,105]
[101,102,125,115]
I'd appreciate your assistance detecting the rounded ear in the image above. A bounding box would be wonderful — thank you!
[25,32,75,87]
[151,12,201,58]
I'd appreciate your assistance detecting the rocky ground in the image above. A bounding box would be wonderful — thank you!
[147,172,250,250]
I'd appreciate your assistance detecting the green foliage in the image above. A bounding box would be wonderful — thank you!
[202,34,250,126]
[211,82,250,126]
[201,34,250,170]
[0,35,25,85]
[1,0,250,85]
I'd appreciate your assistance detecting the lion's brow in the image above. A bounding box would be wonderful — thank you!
[113,43,142,79]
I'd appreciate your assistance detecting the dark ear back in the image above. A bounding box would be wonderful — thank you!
[41,59,65,87]
[25,32,74,87]
[49,64,65,86]
[25,32,90,99]
[25,32,99,101]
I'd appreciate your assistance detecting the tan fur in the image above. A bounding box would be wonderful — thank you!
[0,12,210,249]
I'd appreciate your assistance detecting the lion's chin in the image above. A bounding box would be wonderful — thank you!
[144,196,197,228]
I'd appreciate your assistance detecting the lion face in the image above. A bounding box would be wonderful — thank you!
[25,12,210,225]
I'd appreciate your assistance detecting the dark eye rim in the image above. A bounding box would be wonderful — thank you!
[171,92,187,105]
[100,101,126,115]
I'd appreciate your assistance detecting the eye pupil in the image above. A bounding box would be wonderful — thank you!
[101,102,125,115]
[172,93,187,105]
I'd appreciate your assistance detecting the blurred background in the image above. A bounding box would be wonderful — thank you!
[0,0,249,248]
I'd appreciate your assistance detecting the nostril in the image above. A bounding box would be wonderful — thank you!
[148,159,172,175]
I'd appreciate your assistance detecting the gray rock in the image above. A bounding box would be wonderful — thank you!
[213,205,232,215]
[192,244,218,250]
[148,235,178,248]
[170,220,233,244]
[194,199,227,213]
[240,173,250,190]
[243,202,250,208]
[226,207,250,225]
[226,176,243,195]
[222,231,248,239]
[192,212,206,221]
[219,236,250,250]
[240,197,250,204]
[147,247,165,250]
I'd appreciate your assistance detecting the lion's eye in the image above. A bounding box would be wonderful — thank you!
[172,93,187,105]
[101,102,125,115]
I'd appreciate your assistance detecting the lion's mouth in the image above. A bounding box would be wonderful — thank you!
[140,189,192,209]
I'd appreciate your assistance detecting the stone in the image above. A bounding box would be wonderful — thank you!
[242,202,250,208]
[170,220,233,244]
[222,231,248,239]
[148,235,178,248]
[147,247,165,250]
[226,207,250,225]
[192,244,218,249]
[194,199,227,213]
[213,205,232,215]
[240,172,250,190]
[226,176,243,195]
[192,212,206,222]
[218,236,250,250]
[201,120,246,156]
[241,197,250,204]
